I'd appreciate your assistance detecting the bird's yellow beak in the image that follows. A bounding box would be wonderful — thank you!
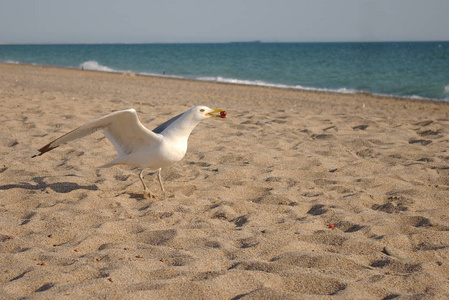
[207,109,226,118]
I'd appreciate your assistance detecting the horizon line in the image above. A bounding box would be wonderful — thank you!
[1,39,449,45]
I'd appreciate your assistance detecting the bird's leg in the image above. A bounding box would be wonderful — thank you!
[139,169,153,198]
[157,168,165,192]
[157,168,167,198]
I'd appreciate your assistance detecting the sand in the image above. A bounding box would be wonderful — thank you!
[1,63,449,299]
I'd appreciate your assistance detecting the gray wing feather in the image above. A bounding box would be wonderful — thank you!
[152,112,184,134]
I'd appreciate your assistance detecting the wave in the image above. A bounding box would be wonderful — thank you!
[196,76,449,101]
[56,62,359,96]
[197,76,357,95]
[444,85,449,100]
[79,61,116,72]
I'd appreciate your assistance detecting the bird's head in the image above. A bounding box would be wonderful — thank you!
[192,106,226,121]
[158,105,227,139]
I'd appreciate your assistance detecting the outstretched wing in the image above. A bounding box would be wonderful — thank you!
[32,109,160,158]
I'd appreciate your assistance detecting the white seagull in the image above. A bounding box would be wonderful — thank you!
[32,106,226,198]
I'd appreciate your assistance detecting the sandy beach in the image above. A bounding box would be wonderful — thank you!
[1,63,449,299]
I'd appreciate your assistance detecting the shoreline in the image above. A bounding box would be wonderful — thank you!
[2,61,448,103]
[1,62,449,299]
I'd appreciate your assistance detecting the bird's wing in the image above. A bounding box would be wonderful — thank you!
[32,109,159,158]
[152,112,184,134]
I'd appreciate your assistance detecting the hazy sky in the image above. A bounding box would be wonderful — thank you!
[1,0,448,43]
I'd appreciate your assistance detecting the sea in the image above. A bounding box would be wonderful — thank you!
[1,42,448,100]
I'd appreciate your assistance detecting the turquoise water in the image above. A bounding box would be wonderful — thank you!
[1,42,448,100]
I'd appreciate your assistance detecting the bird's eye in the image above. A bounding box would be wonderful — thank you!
[200,109,205,112]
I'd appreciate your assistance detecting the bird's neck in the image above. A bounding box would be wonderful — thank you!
[161,114,200,142]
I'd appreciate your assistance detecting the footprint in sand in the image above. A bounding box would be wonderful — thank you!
[408,138,432,146]
[352,124,369,131]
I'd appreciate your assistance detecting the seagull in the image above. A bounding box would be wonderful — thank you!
[32,106,226,198]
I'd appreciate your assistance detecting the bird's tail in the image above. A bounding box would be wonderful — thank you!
[97,156,131,168]
[98,158,121,169]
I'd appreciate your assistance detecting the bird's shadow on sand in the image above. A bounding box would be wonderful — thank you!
[0,176,98,193]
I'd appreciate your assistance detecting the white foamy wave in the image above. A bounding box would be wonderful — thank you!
[4,60,19,64]
[444,85,449,100]
[294,85,356,94]
[198,76,357,95]
[199,76,294,88]
[79,61,115,72]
